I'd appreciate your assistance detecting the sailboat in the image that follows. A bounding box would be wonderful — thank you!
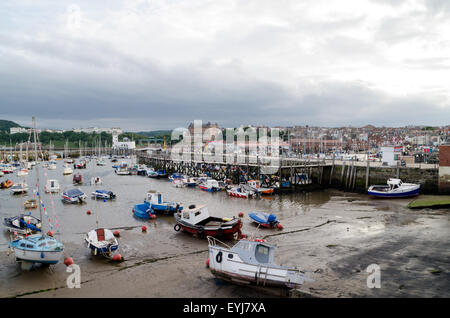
[8,117,64,270]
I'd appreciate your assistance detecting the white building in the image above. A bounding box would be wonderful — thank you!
[381,146,403,166]
[112,131,135,150]
[10,127,28,134]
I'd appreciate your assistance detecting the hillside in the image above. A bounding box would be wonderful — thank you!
[0,119,22,132]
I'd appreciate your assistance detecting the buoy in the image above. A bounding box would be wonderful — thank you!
[86,210,91,215]
[47,230,54,237]
[276,223,283,230]
[240,234,247,239]
[113,230,120,237]
[206,258,210,268]
[238,212,244,218]
[112,254,123,262]
[150,214,156,219]
[64,257,74,266]
[142,225,147,232]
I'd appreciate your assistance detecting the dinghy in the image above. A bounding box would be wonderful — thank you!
[45,179,60,193]
[73,173,83,185]
[90,176,102,185]
[132,201,156,219]
[10,183,28,195]
[24,199,38,209]
[249,212,282,229]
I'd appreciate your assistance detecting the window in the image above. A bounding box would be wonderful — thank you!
[194,211,201,217]
[228,254,234,259]
[183,212,190,219]
[38,243,46,247]
[255,245,270,263]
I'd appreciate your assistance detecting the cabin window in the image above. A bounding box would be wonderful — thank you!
[47,241,55,245]
[26,244,34,248]
[255,245,270,263]
[183,212,190,219]
[228,254,234,259]
[20,243,26,247]
[195,211,201,217]
[38,242,46,247]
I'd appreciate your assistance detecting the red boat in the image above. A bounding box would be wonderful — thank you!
[73,173,83,184]
[173,205,242,239]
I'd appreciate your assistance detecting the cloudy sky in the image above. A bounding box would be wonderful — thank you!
[1,0,449,131]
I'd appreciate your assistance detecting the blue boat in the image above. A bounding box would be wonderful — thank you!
[146,191,182,213]
[85,228,119,256]
[368,178,420,198]
[132,201,155,219]
[168,173,183,182]
[9,234,65,265]
[249,212,282,229]
[62,188,87,204]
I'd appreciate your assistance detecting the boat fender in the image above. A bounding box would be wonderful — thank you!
[174,224,181,232]
[216,251,223,263]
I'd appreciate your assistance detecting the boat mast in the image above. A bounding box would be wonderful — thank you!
[32,117,45,236]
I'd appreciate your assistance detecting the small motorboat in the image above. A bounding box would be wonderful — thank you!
[63,164,73,175]
[146,191,182,213]
[73,173,83,184]
[0,179,14,189]
[182,176,198,187]
[17,168,29,177]
[96,159,106,166]
[368,178,420,198]
[199,179,222,192]
[247,180,274,195]
[3,214,41,235]
[115,162,130,175]
[1,165,14,174]
[90,176,102,185]
[45,179,60,193]
[168,173,183,182]
[173,205,242,239]
[207,236,310,290]
[74,160,87,169]
[62,188,87,204]
[148,169,168,179]
[11,183,28,195]
[249,212,283,229]
[0,171,4,177]
[91,190,116,200]
[85,228,119,257]
[24,199,38,209]
[132,201,156,219]
[48,161,57,170]
[65,158,74,164]
[227,187,249,198]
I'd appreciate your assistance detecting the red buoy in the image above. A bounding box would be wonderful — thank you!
[206,258,210,268]
[240,234,247,239]
[64,257,74,266]
[86,210,91,215]
[150,214,156,219]
[238,212,244,218]
[142,225,147,232]
[276,223,283,230]
[113,230,120,237]
[112,254,123,261]
[47,230,54,237]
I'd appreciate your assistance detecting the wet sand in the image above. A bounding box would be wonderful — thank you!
[1,160,449,298]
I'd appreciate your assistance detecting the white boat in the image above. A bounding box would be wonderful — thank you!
[63,164,73,175]
[0,171,4,177]
[115,162,130,175]
[11,183,28,194]
[226,187,249,198]
[45,179,60,193]
[207,236,310,290]
[85,228,119,256]
[368,178,420,198]
[3,214,41,235]
[48,163,57,170]
[90,176,102,185]
[17,168,29,177]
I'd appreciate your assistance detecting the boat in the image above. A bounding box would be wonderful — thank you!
[8,117,65,269]
[73,173,83,184]
[173,205,242,239]
[199,179,222,192]
[4,214,41,235]
[137,165,148,176]
[227,187,249,198]
[249,212,282,229]
[115,162,130,175]
[182,176,198,187]
[132,201,156,219]
[24,199,38,209]
[11,183,28,194]
[368,178,420,198]
[1,164,14,174]
[17,168,29,177]
[148,169,168,179]
[0,171,4,177]
[96,159,106,166]
[45,179,60,193]
[247,180,274,195]
[48,161,57,170]
[84,228,119,257]
[91,190,116,200]
[90,176,102,185]
[74,160,87,169]
[62,188,87,204]
[146,191,182,213]
[168,173,183,182]
[0,179,14,189]
[63,164,73,175]
[207,236,309,290]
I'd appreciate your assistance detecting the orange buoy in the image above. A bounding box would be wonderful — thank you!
[86,210,91,215]
[141,225,147,232]
[238,212,244,218]
[112,254,123,262]
[64,257,74,266]
[206,258,210,268]
[47,230,54,237]
[276,223,283,230]
[113,230,120,237]
[150,214,156,219]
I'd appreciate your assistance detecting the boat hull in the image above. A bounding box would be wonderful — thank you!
[368,187,420,198]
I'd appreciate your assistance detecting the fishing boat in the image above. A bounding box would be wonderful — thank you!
[17,168,29,177]
[207,236,309,290]
[1,164,14,174]
[62,188,87,204]
[182,176,198,187]
[368,178,420,198]
[227,187,250,198]
[11,183,28,195]
[115,162,130,175]
[148,169,168,179]
[146,191,182,213]
[0,179,14,189]
[173,205,242,239]
[73,173,83,185]
[63,164,73,175]
[199,179,222,192]
[24,199,38,209]
[84,228,119,257]
[137,165,148,176]
[247,180,274,195]
[91,190,116,200]
[249,212,282,229]
[8,117,65,270]
[90,176,102,185]
[45,179,60,193]
[168,173,183,182]
[4,214,41,235]
[132,201,156,219]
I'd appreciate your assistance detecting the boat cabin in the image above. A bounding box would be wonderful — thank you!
[179,205,210,225]
[230,239,277,266]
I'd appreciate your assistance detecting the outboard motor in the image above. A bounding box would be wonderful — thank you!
[268,213,277,227]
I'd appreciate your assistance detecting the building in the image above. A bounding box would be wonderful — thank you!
[112,131,135,150]
[381,145,403,166]
[10,127,28,134]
